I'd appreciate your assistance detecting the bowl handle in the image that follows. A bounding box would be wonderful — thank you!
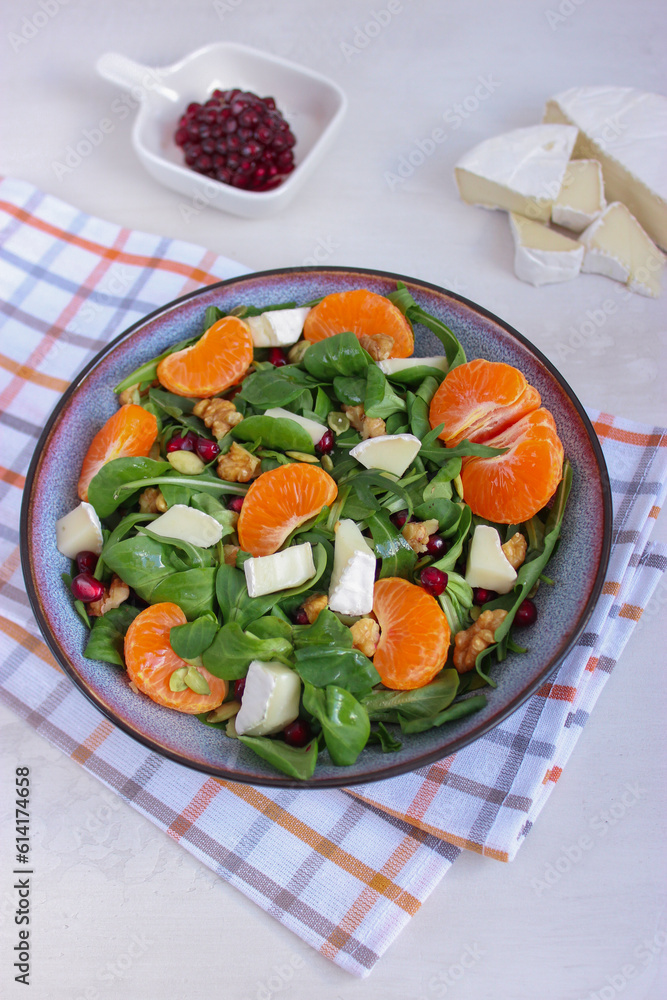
[96,52,170,100]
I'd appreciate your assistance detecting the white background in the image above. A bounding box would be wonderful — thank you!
[1,0,666,997]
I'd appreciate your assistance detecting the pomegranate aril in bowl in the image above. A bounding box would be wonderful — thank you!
[75,550,98,575]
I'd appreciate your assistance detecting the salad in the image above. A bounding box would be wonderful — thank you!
[55,283,570,780]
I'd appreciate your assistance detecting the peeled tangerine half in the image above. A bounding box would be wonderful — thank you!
[77,404,158,502]
[372,578,451,691]
[303,289,414,357]
[124,603,227,713]
[157,316,253,398]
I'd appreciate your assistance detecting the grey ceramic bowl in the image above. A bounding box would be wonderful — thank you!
[21,267,612,787]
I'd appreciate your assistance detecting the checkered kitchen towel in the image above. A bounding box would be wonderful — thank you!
[1,177,665,976]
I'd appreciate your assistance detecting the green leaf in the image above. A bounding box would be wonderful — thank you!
[102,535,175,601]
[293,645,380,695]
[292,608,353,649]
[407,392,431,440]
[302,683,370,766]
[313,387,334,422]
[382,363,447,387]
[202,622,293,679]
[332,375,367,406]
[364,365,407,419]
[398,694,486,733]
[367,509,416,580]
[388,283,466,370]
[233,414,315,454]
[438,571,473,635]
[367,722,403,753]
[363,670,460,722]
[431,504,473,572]
[190,493,238,538]
[88,457,171,518]
[83,605,141,666]
[169,616,218,659]
[247,616,293,642]
[238,735,318,780]
[237,369,315,410]
[413,497,464,533]
[302,331,371,379]
[422,461,461,499]
[150,567,216,620]
[138,526,214,569]
[113,335,197,393]
[204,305,224,327]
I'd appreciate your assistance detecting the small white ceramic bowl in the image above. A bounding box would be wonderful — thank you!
[96,43,347,219]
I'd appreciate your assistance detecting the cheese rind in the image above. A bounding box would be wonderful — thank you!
[263,407,327,446]
[234,660,301,736]
[148,504,223,548]
[246,307,311,347]
[244,542,316,598]
[349,434,421,477]
[544,87,667,249]
[328,519,376,616]
[509,212,584,286]
[55,502,104,559]
[552,159,606,232]
[579,202,665,298]
[455,124,578,221]
[465,525,517,595]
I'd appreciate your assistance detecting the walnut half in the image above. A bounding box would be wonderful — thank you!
[193,397,243,440]
[342,404,386,439]
[502,531,527,570]
[402,519,439,554]
[359,333,394,361]
[302,593,328,624]
[216,442,260,483]
[453,609,508,673]
[88,575,130,618]
[350,617,380,658]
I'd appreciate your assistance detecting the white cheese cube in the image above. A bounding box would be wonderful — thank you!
[509,213,584,286]
[328,519,376,616]
[378,357,448,376]
[455,124,578,222]
[56,502,103,559]
[244,542,315,598]
[246,307,311,347]
[235,660,301,736]
[349,434,421,478]
[552,159,606,232]
[579,202,665,298]
[264,407,327,446]
[465,525,517,595]
[148,504,223,548]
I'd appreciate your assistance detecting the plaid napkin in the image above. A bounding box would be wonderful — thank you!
[1,177,665,977]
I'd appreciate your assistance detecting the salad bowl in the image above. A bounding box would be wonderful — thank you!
[21,267,612,787]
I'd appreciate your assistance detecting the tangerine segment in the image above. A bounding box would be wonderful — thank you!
[237,463,338,557]
[373,578,451,691]
[429,359,541,446]
[124,603,227,713]
[77,404,158,502]
[461,408,564,524]
[156,316,253,398]
[303,289,414,357]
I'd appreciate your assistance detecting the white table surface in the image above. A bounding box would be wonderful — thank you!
[1,0,666,997]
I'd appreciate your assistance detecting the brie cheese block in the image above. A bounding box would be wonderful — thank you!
[579,202,665,298]
[246,307,311,348]
[349,434,422,477]
[263,406,327,446]
[234,660,301,737]
[455,124,578,222]
[378,356,448,376]
[544,86,667,248]
[55,502,104,559]
[509,212,584,285]
[148,504,224,548]
[552,159,606,232]
[465,525,517,595]
[328,519,376,616]
[244,542,316,598]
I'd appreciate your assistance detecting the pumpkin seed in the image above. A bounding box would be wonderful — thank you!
[168,450,206,475]
[453,474,465,499]
[286,451,320,464]
[184,665,211,695]
[169,667,188,692]
[206,700,241,724]
[287,340,310,364]
[469,606,481,622]
[226,716,239,739]
[327,411,350,435]
[321,454,334,472]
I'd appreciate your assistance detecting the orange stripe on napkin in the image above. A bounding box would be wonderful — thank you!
[0,615,62,671]
[602,581,620,596]
[593,415,665,448]
[0,353,69,393]
[167,777,221,840]
[71,719,114,764]
[619,604,643,621]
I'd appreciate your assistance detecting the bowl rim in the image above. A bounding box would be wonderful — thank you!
[20,266,613,787]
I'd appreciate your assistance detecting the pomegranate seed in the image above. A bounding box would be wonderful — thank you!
[268,347,288,367]
[167,431,198,453]
[196,438,220,462]
[234,678,246,701]
[315,429,334,455]
[71,573,105,603]
[390,510,410,529]
[174,127,189,146]
[227,495,244,513]
[76,550,98,575]
[420,567,448,597]
[293,607,309,625]
[472,587,497,606]
[514,598,538,627]
[283,719,311,748]
[425,534,447,557]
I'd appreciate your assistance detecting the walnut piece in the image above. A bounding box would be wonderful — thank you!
[402,519,439,554]
[302,593,328,624]
[88,574,130,618]
[138,487,168,514]
[193,397,243,439]
[453,609,508,673]
[216,442,260,483]
[359,333,395,361]
[118,384,140,405]
[350,617,380,658]
[502,531,527,570]
[223,544,239,567]
[342,404,386,439]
